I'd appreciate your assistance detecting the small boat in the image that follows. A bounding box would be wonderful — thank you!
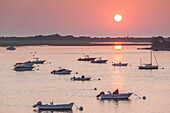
[138,50,159,70]
[96,90,132,100]
[14,62,34,71]
[91,57,108,63]
[6,46,16,50]
[51,68,72,75]
[71,75,91,81]
[33,101,74,110]
[28,58,46,64]
[78,55,96,61]
[112,62,128,66]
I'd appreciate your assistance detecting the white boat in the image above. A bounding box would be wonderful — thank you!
[78,55,96,61]
[96,91,132,100]
[6,46,16,50]
[14,62,34,71]
[112,62,128,66]
[28,58,46,64]
[91,57,108,63]
[138,50,159,70]
[33,101,74,110]
[51,68,72,74]
[70,76,91,81]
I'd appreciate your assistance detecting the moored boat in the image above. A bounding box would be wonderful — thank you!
[112,62,128,66]
[14,62,34,71]
[33,101,74,110]
[51,68,72,75]
[27,58,46,64]
[91,57,108,64]
[78,55,96,61]
[6,46,16,50]
[96,90,132,100]
[138,50,159,70]
[70,75,91,81]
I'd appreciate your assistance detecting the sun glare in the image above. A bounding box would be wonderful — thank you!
[114,14,122,22]
[114,45,122,50]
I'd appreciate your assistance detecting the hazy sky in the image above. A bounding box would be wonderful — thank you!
[0,0,170,37]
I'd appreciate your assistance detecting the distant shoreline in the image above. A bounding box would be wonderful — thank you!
[0,33,152,46]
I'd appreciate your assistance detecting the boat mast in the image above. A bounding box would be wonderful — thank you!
[150,50,152,65]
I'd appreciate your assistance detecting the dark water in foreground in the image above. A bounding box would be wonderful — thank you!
[0,46,170,113]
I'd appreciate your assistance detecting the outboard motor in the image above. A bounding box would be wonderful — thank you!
[33,101,42,108]
[96,92,105,98]
[51,70,55,74]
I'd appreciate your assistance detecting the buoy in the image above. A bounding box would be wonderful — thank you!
[76,72,78,74]
[94,88,97,90]
[142,96,146,100]
[98,78,101,81]
[79,106,83,111]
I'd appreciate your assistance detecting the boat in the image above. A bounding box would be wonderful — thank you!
[6,46,16,50]
[138,50,159,69]
[14,62,34,71]
[91,57,108,63]
[96,91,132,100]
[51,67,72,74]
[78,55,96,61]
[70,75,91,81]
[33,101,74,110]
[27,58,46,64]
[112,62,128,66]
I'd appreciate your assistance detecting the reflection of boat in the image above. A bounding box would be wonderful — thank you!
[14,62,34,71]
[112,62,128,66]
[37,109,73,113]
[51,68,72,75]
[70,75,91,81]
[6,46,16,50]
[96,91,132,100]
[138,50,159,70]
[78,55,96,61]
[28,58,46,64]
[33,101,74,110]
[91,57,107,63]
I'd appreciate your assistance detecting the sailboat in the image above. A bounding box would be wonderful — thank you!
[138,50,159,70]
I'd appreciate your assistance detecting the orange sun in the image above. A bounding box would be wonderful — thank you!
[114,14,123,22]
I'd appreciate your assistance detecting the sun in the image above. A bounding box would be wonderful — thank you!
[114,14,123,22]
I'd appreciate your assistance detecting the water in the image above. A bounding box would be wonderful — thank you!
[0,46,170,113]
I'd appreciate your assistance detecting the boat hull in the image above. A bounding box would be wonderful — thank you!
[37,103,74,110]
[138,65,158,70]
[71,77,91,81]
[100,93,132,100]
[14,66,34,71]
[78,58,96,61]
[91,60,108,63]
[112,63,128,66]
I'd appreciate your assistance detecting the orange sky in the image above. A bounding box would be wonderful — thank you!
[0,0,170,37]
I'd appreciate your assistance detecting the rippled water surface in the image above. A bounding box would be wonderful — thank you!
[0,46,170,113]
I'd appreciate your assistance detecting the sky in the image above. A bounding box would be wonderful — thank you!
[0,0,170,37]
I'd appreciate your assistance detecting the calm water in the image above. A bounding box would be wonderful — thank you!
[0,46,170,113]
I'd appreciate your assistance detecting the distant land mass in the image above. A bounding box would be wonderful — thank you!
[0,34,170,50]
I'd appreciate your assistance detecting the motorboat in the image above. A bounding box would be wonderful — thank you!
[112,62,128,66]
[70,75,91,81]
[138,50,159,70]
[14,62,34,71]
[33,101,74,110]
[51,68,72,75]
[96,90,132,100]
[6,46,16,50]
[27,58,46,64]
[78,55,96,61]
[91,57,108,63]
